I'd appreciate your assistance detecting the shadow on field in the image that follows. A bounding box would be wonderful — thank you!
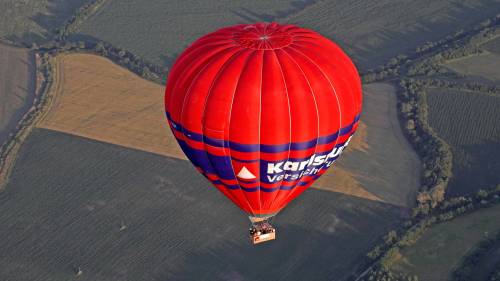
[170,224,380,281]
[0,128,405,281]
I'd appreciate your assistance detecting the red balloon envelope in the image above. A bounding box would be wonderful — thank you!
[165,22,362,221]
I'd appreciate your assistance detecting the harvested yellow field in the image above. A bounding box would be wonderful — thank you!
[314,122,383,203]
[37,53,184,159]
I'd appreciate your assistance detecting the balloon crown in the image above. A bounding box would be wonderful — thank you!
[233,22,294,50]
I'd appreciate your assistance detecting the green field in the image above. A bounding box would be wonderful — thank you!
[0,128,404,281]
[425,88,500,197]
[482,35,500,54]
[0,44,35,146]
[466,239,500,281]
[390,204,500,281]
[0,0,89,44]
[73,0,500,69]
[445,52,500,82]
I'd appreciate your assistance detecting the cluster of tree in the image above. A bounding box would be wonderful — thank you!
[407,43,485,77]
[0,53,49,152]
[361,54,407,83]
[358,186,500,281]
[394,77,498,206]
[397,79,453,210]
[35,40,167,84]
[408,78,500,95]
[362,13,500,83]
[13,0,169,85]
[0,53,53,184]
[351,14,500,281]
[408,18,500,77]
[55,0,108,41]
[451,231,500,281]
[1,2,169,184]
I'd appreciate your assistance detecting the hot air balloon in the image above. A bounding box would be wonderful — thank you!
[165,22,362,244]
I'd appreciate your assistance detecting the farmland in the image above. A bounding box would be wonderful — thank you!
[317,83,420,207]
[390,204,500,281]
[445,52,500,82]
[0,2,498,281]
[483,35,500,54]
[281,0,500,68]
[425,88,500,196]
[0,0,90,45]
[73,0,500,69]
[37,54,420,206]
[74,0,309,67]
[0,44,36,146]
[0,128,404,281]
[461,239,500,281]
[37,53,184,160]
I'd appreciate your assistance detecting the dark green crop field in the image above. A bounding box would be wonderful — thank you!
[0,128,404,281]
[426,88,500,196]
[391,204,500,281]
[0,0,90,44]
[73,0,500,69]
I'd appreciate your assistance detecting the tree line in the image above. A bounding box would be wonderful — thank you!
[357,185,500,281]
[361,13,500,83]
[35,39,167,84]
[397,78,453,211]
[55,0,108,41]
[359,13,500,214]
[0,53,53,188]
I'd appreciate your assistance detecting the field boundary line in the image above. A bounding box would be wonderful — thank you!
[0,53,54,190]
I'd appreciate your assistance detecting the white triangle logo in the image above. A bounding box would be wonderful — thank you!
[237,166,256,180]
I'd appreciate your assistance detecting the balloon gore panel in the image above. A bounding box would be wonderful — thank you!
[165,22,362,216]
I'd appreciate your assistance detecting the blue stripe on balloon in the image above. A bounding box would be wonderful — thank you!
[179,137,345,182]
[230,157,260,163]
[210,173,317,192]
[229,142,261,152]
[166,111,360,153]
[167,112,358,192]
[196,157,333,192]
[261,186,280,192]
[211,180,260,192]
